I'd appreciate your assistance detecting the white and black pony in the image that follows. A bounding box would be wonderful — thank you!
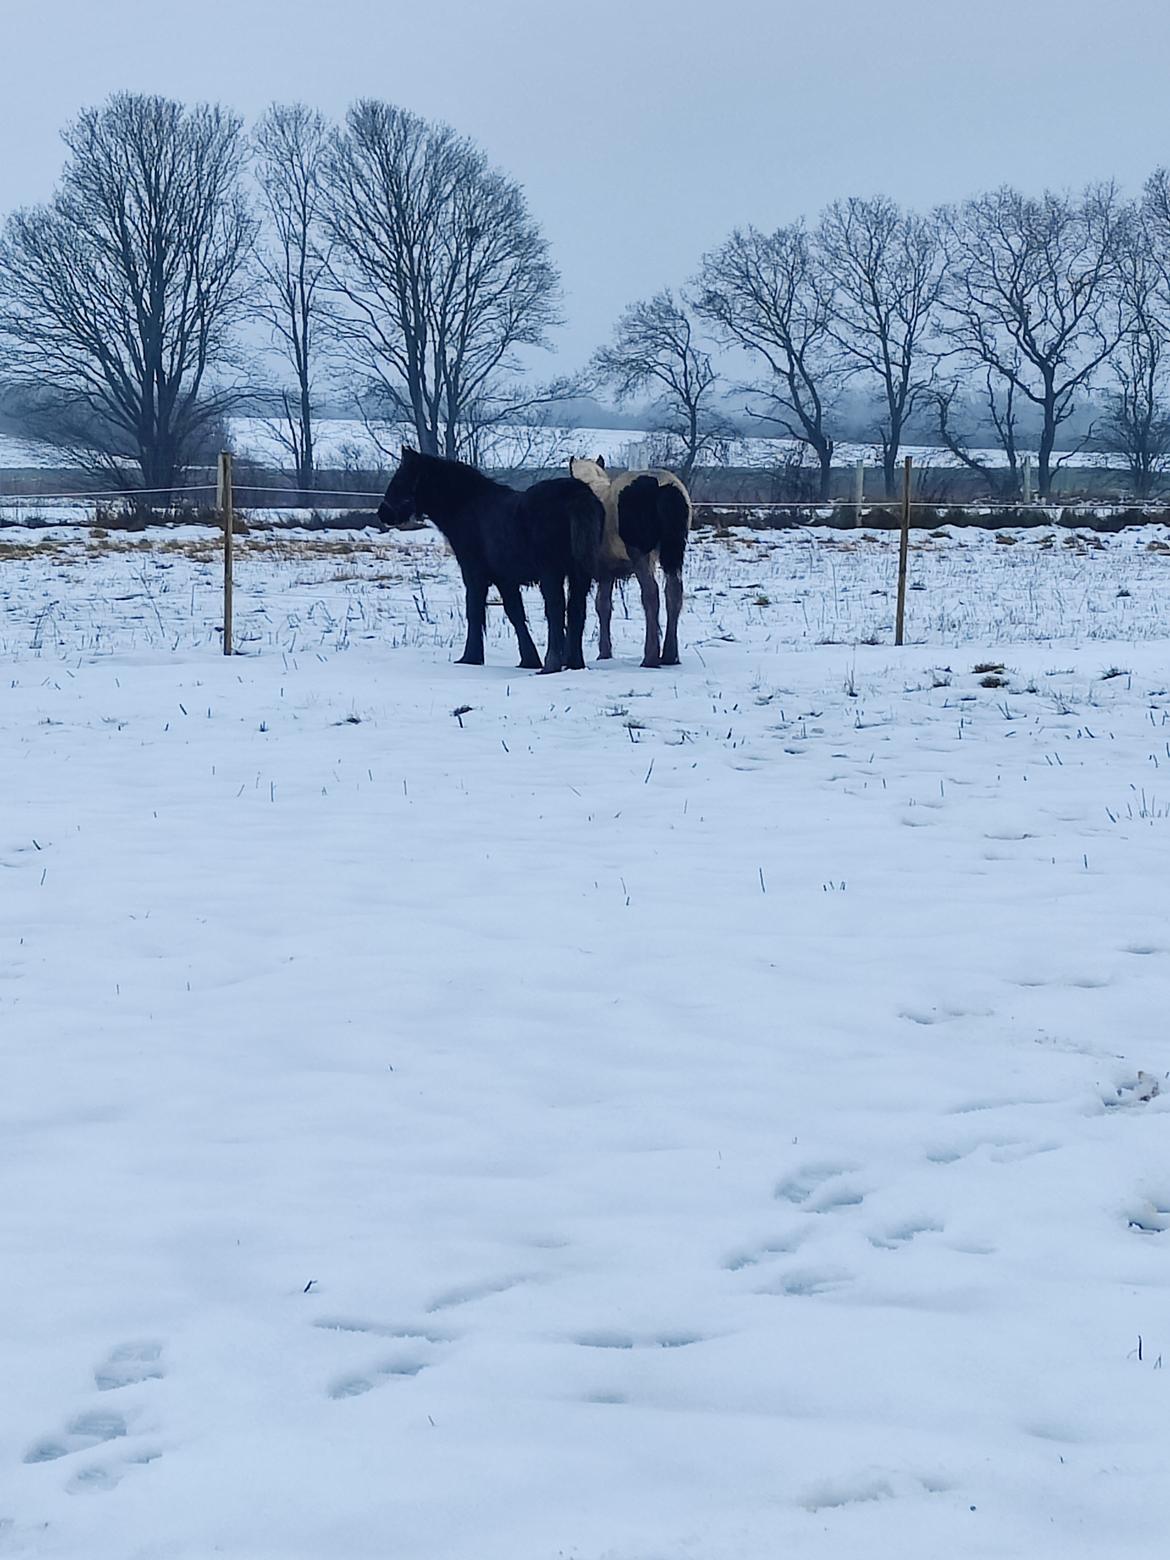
[379,448,604,674]
[569,457,692,667]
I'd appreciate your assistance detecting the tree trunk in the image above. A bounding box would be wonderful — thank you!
[1037,415,1057,500]
[682,408,699,490]
[139,433,177,506]
[817,446,832,502]
[296,381,314,503]
[883,410,905,502]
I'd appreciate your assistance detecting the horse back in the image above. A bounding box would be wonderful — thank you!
[522,477,604,580]
[604,469,692,572]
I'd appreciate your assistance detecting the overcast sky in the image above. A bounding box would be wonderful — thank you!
[4,0,1168,370]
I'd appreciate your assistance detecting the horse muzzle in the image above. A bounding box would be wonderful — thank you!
[378,500,410,527]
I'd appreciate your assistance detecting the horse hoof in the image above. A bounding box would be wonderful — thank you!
[641,658,661,670]
[518,658,541,670]
[538,665,564,676]
[661,654,680,666]
[456,655,485,666]
[596,652,613,662]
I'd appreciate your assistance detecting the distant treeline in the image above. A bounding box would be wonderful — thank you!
[1,93,1168,506]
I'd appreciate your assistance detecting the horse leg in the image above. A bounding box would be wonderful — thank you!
[456,572,488,665]
[596,572,614,660]
[661,569,684,666]
[539,575,567,674]
[632,553,661,669]
[566,568,590,671]
[500,582,541,670]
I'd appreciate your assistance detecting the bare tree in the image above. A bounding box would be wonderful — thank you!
[461,394,579,481]
[253,103,331,500]
[940,184,1130,498]
[819,196,947,499]
[591,290,730,488]
[931,370,1024,500]
[0,94,254,497]
[1142,166,1170,265]
[696,225,841,500]
[320,101,561,460]
[1096,209,1170,500]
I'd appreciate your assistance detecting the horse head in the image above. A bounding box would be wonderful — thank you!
[379,446,422,526]
[569,455,611,502]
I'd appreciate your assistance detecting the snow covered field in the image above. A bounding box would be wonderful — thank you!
[2,523,1169,1559]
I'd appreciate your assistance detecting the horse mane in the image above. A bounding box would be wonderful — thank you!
[411,450,511,502]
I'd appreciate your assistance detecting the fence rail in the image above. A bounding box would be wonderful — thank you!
[3,490,1170,515]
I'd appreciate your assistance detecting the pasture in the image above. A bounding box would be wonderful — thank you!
[2,521,1169,1559]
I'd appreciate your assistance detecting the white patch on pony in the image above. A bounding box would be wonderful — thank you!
[569,456,611,503]
[570,457,693,576]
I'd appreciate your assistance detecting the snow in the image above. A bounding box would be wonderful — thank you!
[2,524,1169,1559]
[0,434,80,471]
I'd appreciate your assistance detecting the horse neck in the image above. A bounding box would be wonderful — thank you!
[417,458,510,534]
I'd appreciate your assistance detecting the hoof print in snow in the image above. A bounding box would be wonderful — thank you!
[773,1163,860,1208]
[724,1232,804,1271]
[1128,1199,1170,1234]
[68,1464,121,1493]
[24,1410,128,1464]
[1107,1071,1162,1107]
[94,1341,164,1391]
[68,1447,160,1495]
[868,1218,944,1249]
[926,1135,1019,1164]
[807,1183,865,1214]
[313,1316,448,1345]
[328,1358,429,1399]
[800,1470,949,1511]
[801,1474,894,1511]
[316,1316,449,1399]
[764,1268,852,1298]
[574,1331,704,1350]
[425,1274,531,1313]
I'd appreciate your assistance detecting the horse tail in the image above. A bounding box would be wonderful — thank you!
[656,478,691,575]
[570,487,604,580]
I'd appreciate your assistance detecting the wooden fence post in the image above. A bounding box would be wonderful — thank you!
[853,460,865,527]
[895,454,911,646]
[1022,454,1033,505]
[218,451,233,656]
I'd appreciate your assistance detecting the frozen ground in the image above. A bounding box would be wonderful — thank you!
[1,523,1169,1559]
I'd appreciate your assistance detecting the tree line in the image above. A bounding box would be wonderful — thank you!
[0,92,1167,503]
[640,182,1170,501]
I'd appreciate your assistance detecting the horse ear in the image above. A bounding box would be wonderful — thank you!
[596,454,606,470]
[402,445,416,460]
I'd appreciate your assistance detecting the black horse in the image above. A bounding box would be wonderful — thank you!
[379,449,604,673]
